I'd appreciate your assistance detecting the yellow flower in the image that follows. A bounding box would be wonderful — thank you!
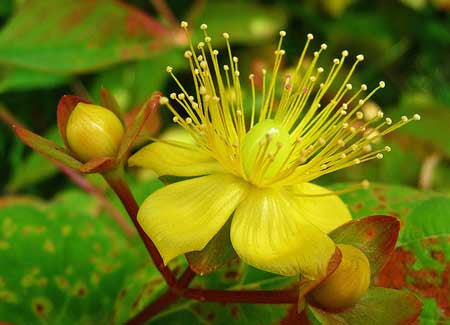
[129,22,419,278]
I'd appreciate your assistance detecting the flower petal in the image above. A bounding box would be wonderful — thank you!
[292,183,352,234]
[129,141,223,177]
[138,173,247,264]
[230,187,336,278]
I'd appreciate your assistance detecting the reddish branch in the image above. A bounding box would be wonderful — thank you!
[104,171,177,287]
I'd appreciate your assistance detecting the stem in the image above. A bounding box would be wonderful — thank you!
[183,288,298,304]
[103,167,177,287]
[127,267,196,325]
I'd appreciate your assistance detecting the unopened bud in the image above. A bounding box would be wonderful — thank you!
[66,103,124,162]
[310,244,370,311]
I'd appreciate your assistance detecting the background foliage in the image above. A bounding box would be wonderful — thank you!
[0,0,449,324]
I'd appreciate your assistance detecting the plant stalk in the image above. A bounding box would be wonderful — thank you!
[104,167,177,287]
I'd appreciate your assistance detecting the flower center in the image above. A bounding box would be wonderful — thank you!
[241,119,290,185]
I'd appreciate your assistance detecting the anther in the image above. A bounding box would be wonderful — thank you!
[180,21,188,28]
[358,99,365,105]
[379,81,385,88]
[236,110,242,116]
[223,32,229,39]
[401,116,408,122]
[235,70,240,76]
[170,93,176,99]
[376,111,384,118]
[213,50,219,55]
[307,33,314,40]
[356,54,364,61]
[200,23,208,30]
[185,117,192,124]
[178,93,185,100]
[321,43,327,50]
[205,36,211,43]
[338,139,346,147]
[356,112,364,119]
[199,86,206,95]
[223,65,229,71]
[361,84,368,91]
[384,146,391,152]
[313,51,319,57]
[363,144,372,152]
[333,58,340,64]
[413,114,421,121]
[159,97,169,105]
[376,153,384,159]
[385,117,392,125]
[172,116,179,123]
[233,56,239,63]
[197,42,204,49]
[342,50,349,57]
[318,67,324,73]
[354,158,361,164]
[166,66,173,73]
[351,144,359,151]
[346,83,353,90]
[279,30,286,37]
[184,50,192,58]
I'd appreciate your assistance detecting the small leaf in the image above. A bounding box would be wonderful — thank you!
[310,288,422,325]
[186,219,237,275]
[116,92,160,162]
[14,126,82,170]
[329,215,399,277]
[79,156,116,174]
[100,87,124,121]
[57,95,89,148]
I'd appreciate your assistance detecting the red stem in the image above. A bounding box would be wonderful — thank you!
[126,267,197,325]
[104,169,177,287]
[183,288,298,304]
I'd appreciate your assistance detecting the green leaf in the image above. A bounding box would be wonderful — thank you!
[309,287,422,325]
[0,193,141,324]
[0,66,69,93]
[0,0,170,73]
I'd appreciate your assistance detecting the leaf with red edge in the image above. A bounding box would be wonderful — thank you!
[0,0,171,73]
[309,287,422,325]
[100,87,124,121]
[117,92,161,162]
[79,157,116,174]
[14,126,82,170]
[186,219,237,275]
[298,247,342,312]
[57,95,89,148]
[329,216,399,277]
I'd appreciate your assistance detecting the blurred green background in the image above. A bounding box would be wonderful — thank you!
[0,0,449,324]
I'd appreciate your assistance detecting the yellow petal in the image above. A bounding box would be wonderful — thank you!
[129,140,223,177]
[138,173,247,264]
[230,187,336,278]
[292,183,352,234]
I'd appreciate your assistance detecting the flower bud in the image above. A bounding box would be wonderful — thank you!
[66,103,124,162]
[310,244,370,311]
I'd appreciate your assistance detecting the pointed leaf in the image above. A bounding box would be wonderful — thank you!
[186,219,237,275]
[100,87,124,121]
[117,92,160,162]
[14,126,82,170]
[329,216,399,277]
[79,157,116,174]
[310,288,422,325]
[57,95,89,148]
